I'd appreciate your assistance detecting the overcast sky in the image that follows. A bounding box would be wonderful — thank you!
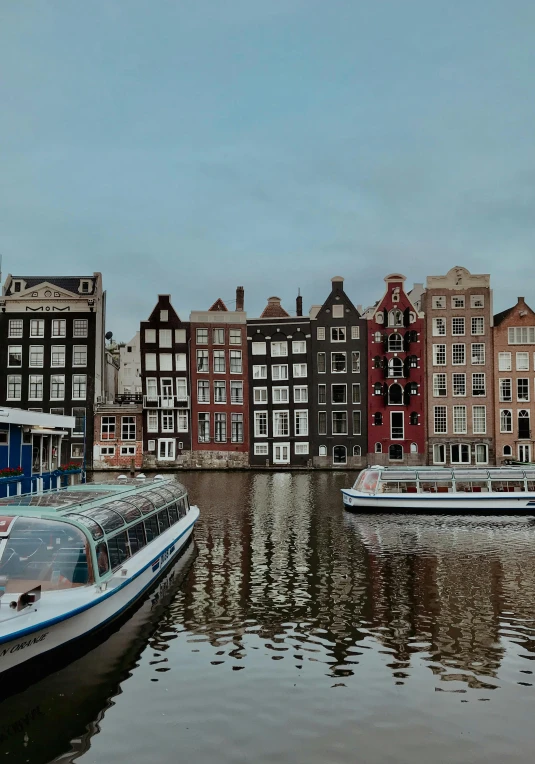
[2,0,535,340]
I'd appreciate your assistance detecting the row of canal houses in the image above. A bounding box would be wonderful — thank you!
[1,267,535,472]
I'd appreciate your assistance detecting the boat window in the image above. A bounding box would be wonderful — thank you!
[378,480,418,494]
[0,517,91,591]
[455,480,489,493]
[490,480,525,493]
[128,523,147,555]
[142,489,168,510]
[108,532,130,570]
[168,504,179,524]
[157,509,170,534]
[151,486,176,504]
[81,507,125,534]
[103,500,142,524]
[527,481,535,492]
[96,542,110,576]
[177,497,188,518]
[126,493,156,515]
[419,480,453,493]
[68,513,104,540]
[144,514,160,543]
[359,471,380,494]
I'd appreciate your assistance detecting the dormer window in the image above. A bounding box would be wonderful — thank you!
[12,280,24,294]
[79,279,91,294]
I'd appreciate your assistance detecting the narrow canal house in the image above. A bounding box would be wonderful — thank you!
[365,274,426,465]
[422,266,495,466]
[140,295,191,466]
[0,273,106,467]
[189,287,249,467]
[93,397,144,470]
[247,296,312,467]
[309,276,368,468]
[493,297,535,465]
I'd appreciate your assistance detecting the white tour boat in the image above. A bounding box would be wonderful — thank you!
[342,466,535,513]
[0,476,199,673]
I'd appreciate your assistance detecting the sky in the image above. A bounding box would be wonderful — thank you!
[1,0,535,341]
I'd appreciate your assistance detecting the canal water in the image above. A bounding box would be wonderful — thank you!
[2,471,535,763]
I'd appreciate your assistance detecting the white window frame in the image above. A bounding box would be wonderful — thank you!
[293,363,307,378]
[252,342,267,355]
[254,443,269,456]
[273,410,290,437]
[294,410,309,437]
[292,340,306,354]
[253,365,267,379]
[271,364,288,381]
[254,411,268,438]
[157,438,176,461]
[272,386,289,404]
[293,385,308,403]
[253,387,268,404]
[271,341,288,357]
[471,317,485,336]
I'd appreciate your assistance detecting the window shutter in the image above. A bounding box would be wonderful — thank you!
[403,308,411,327]
[404,383,411,406]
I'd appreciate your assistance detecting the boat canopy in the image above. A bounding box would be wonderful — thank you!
[353,467,535,494]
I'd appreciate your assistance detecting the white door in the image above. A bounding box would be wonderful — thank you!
[273,443,290,464]
[518,444,531,463]
[161,379,173,407]
[158,439,176,460]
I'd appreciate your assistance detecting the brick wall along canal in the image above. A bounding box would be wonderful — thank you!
[2,471,535,764]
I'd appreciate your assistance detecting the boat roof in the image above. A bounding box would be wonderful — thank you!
[367,466,535,480]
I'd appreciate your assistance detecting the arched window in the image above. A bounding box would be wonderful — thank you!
[374,412,383,426]
[408,355,418,368]
[410,442,418,453]
[500,409,512,433]
[373,355,382,369]
[389,444,403,461]
[388,333,403,352]
[333,446,347,464]
[374,382,383,396]
[353,445,361,456]
[388,358,403,378]
[519,410,530,439]
[410,412,419,425]
[388,309,403,327]
[375,442,382,453]
[503,445,512,456]
[374,331,382,343]
[319,445,327,456]
[388,383,403,405]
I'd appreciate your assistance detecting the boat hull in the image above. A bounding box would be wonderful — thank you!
[342,491,535,514]
[0,507,199,673]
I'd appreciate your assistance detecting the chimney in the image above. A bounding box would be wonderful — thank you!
[236,286,244,311]
[331,276,344,290]
[296,291,303,317]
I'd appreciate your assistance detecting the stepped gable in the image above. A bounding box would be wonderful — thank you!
[260,296,290,318]
[208,298,228,312]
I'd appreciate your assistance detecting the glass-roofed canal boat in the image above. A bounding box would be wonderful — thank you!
[342,466,535,513]
[0,476,199,673]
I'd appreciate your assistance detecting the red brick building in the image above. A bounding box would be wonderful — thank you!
[366,274,426,465]
[93,401,143,470]
[189,287,249,468]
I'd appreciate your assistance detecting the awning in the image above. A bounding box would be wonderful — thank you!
[30,429,69,436]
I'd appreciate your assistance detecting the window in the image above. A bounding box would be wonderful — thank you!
[472,373,486,396]
[50,375,65,400]
[72,408,85,436]
[253,365,267,379]
[254,412,268,437]
[388,358,403,378]
[471,294,485,308]
[434,406,447,434]
[453,405,467,434]
[318,445,327,456]
[318,412,327,435]
[72,375,87,400]
[273,411,289,437]
[516,352,530,371]
[121,416,136,440]
[229,329,241,345]
[158,439,175,460]
[317,352,326,373]
[388,383,403,405]
[196,328,208,344]
[272,386,289,403]
[172,353,186,372]
[292,340,306,354]
[499,378,512,402]
[73,320,88,337]
[475,444,488,464]
[197,380,210,403]
[160,310,168,322]
[331,327,346,342]
[230,380,243,404]
[503,445,512,457]
[433,373,447,397]
[28,375,43,400]
[471,344,485,365]
[145,353,157,371]
[159,329,172,348]
[391,412,404,439]
[432,296,446,309]
[174,379,186,401]
[317,327,325,340]
[271,341,288,357]
[47,346,65,368]
[230,350,242,373]
[519,410,531,439]
[8,319,23,338]
[294,386,308,403]
[451,295,465,309]
[213,350,226,373]
[197,350,209,372]
[272,364,288,380]
[293,364,307,377]
[159,353,172,371]
[351,351,360,373]
[294,410,308,436]
[71,444,84,459]
[100,447,115,456]
[500,409,512,433]
[452,317,465,336]
[332,411,348,434]
[471,317,484,336]
[374,382,383,396]
[374,412,383,426]
[388,310,403,327]
[120,446,136,456]
[333,446,347,464]
[254,387,268,404]
[30,319,45,338]
[452,373,466,397]
[433,444,446,464]
[252,342,267,355]
[451,444,470,464]
[332,305,344,318]
[508,327,535,344]
[147,411,158,433]
[198,413,210,442]
[318,384,326,404]
[145,329,156,343]
[432,318,446,336]
[231,413,244,443]
[433,345,446,365]
[213,328,225,344]
[375,443,382,453]
[332,384,347,404]
[175,329,186,344]
[52,319,66,337]
[254,443,269,456]
[331,353,346,373]
[50,407,64,415]
[410,412,419,425]
[352,383,361,404]
[273,443,290,464]
[452,344,466,365]
[214,413,227,442]
[473,405,487,434]
[8,346,22,367]
[146,378,158,401]
[353,411,362,435]
[389,444,403,461]
[295,443,309,455]
[72,345,87,366]
[351,326,360,339]
[517,378,530,401]
[177,411,189,432]
[388,334,403,352]
[214,381,226,403]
